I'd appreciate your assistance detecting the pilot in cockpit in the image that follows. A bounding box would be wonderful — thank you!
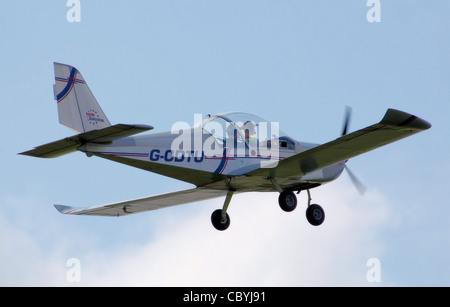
[242,120,258,148]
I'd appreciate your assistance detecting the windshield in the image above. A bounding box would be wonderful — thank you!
[200,112,295,149]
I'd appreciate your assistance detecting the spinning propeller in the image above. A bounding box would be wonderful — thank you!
[341,107,367,195]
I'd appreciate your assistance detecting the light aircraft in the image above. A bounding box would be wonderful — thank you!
[20,63,431,231]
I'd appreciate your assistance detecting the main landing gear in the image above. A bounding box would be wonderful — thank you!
[211,190,233,231]
[278,189,325,226]
[210,188,325,231]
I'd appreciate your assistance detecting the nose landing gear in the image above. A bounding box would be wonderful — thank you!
[306,203,325,226]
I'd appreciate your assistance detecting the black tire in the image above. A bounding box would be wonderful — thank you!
[278,190,297,212]
[211,209,230,231]
[306,204,325,226]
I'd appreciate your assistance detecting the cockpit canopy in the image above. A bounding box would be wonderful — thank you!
[200,112,297,150]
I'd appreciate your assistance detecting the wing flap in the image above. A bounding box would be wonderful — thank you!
[249,109,431,179]
[54,187,229,217]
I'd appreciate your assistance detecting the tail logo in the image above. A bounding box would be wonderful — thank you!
[55,67,86,103]
[86,109,105,126]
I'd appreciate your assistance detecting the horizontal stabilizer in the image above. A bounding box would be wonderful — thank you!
[20,124,153,158]
[54,187,229,217]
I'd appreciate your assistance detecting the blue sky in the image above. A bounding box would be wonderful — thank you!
[0,1,448,286]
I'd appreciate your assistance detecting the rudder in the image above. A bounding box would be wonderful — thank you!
[53,62,111,132]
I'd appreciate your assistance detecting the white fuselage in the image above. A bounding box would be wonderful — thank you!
[81,127,345,192]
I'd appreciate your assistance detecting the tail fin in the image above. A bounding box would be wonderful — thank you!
[20,63,153,158]
[54,62,111,133]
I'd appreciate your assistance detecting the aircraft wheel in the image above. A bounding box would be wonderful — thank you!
[306,204,325,226]
[211,209,230,231]
[278,190,297,212]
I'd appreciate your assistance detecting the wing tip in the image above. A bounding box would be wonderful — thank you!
[54,204,77,214]
[382,109,431,131]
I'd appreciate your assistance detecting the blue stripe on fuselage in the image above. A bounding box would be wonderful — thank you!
[213,148,228,174]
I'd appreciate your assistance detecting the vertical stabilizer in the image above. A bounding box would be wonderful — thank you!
[53,63,111,132]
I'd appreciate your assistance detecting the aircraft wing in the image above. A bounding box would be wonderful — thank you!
[249,109,431,179]
[54,187,229,217]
